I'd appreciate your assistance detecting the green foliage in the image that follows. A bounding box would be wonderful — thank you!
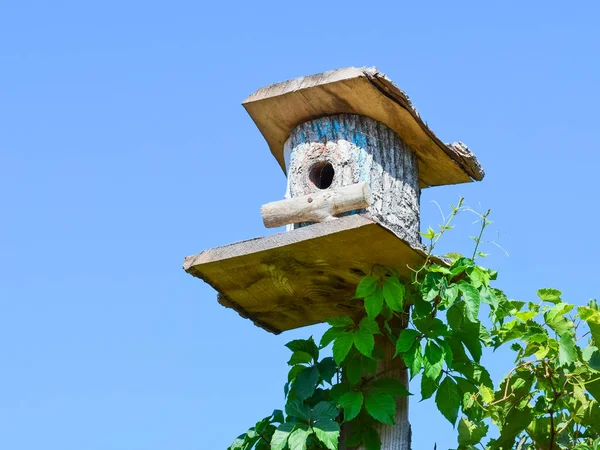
[227,202,600,450]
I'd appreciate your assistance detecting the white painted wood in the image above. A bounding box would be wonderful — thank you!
[261,182,370,228]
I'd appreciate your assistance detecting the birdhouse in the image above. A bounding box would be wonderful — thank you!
[184,67,484,334]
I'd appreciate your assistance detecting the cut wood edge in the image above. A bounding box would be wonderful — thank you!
[261,182,370,228]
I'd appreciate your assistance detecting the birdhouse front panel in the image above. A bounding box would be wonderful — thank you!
[284,114,421,244]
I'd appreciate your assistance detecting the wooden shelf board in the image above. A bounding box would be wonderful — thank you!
[184,214,428,333]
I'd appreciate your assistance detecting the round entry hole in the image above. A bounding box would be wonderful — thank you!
[309,162,335,189]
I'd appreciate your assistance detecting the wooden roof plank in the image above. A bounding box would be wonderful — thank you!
[243,66,484,188]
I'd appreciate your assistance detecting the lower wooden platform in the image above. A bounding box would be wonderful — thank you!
[183,214,428,334]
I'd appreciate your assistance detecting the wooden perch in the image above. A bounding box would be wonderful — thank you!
[261,182,370,228]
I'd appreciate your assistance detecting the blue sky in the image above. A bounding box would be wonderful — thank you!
[1,1,599,449]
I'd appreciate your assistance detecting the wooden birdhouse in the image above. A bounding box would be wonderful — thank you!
[184,67,484,334]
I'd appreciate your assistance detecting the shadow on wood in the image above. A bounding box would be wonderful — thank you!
[183,214,429,334]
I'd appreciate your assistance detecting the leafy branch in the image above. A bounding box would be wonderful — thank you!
[227,203,600,450]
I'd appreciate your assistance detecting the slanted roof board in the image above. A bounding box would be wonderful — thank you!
[243,66,484,188]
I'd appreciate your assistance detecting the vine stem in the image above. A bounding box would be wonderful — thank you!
[412,198,465,283]
[472,209,491,260]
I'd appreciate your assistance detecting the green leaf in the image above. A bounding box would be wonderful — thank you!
[294,366,319,401]
[546,314,574,337]
[271,422,295,450]
[421,374,439,400]
[318,357,337,385]
[365,393,396,424]
[342,425,362,448]
[286,338,319,361]
[458,418,488,446]
[558,333,578,367]
[286,400,311,421]
[365,288,384,318]
[447,304,463,330]
[311,401,339,421]
[423,340,444,380]
[327,316,354,328]
[313,421,340,450]
[547,302,574,322]
[444,284,460,308]
[320,327,347,348]
[459,320,483,363]
[435,376,461,425]
[580,305,600,346]
[288,364,306,382]
[287,426,310,450]
[395,329,421,355]
[479,285,499,309]
[526,417,552,450]
[439,339,454,367]
[402,340,423,379]
[362,427,381,450]
[288,351,314,366]
[423,272,443,302]
[467,266,490,288]
[420,226,436,240]
[478,385,494,404]
[345,353,363,386]
[459,282,481,322]
[383,277,405,312]
[339,391,363,422]
[354,330,375,358]
[537,288,562,304]
[496,407,533,448]
[414,316,449,337]
[329,383,351,403]
[589,350,600,371]
[228,434,246,450]
[272,409,285,423]
[333,332,354,364]
[359,317,381,335]
[371,378,410,397]
[355,276,379,299]
[583,345,598,362]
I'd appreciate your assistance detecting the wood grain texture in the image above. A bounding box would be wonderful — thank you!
[262,182,370,228]
[183,214,429,333]
[243,66,484,188]
[284,115,420,245]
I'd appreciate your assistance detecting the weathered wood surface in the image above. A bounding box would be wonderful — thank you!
[243,66,484,188]
[369,338,410,450]
[183,214,429,334]
[284,115,420,245]
[262,182,370,228]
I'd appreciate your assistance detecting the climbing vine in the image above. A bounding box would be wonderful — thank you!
[227,202,600,450]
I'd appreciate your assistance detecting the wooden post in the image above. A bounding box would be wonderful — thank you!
[369,336,411,450]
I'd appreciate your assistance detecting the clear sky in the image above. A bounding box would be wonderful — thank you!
[2,1,599,449]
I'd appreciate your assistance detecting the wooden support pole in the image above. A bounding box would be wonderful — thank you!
[340,327,410,450]
[261,182,370,228]
[370,338,410,450]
